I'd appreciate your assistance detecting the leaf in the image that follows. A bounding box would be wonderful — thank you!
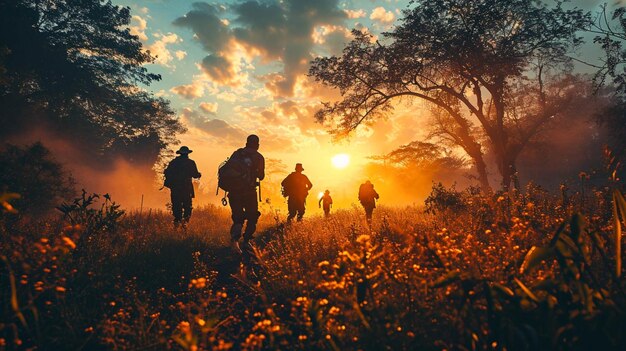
[2,256,28,328]
[491,283,515,297]
[514,277,539,303]
[569,214,585,243]
[612,190,626,277]
[549,220,567,247]
[430,270,460,288]
[520,246,555,274]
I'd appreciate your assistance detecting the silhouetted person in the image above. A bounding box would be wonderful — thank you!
[164,146,201,227]
[358,180,379,227]
[281,163,313,222]
[319,189,333,217]
[228,135,265,252]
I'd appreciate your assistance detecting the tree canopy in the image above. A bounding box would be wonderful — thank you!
[0,0,183,166]
[310,0,590,190]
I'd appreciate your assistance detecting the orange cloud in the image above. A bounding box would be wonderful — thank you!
[370,7,395,25]
[170,81,205,99]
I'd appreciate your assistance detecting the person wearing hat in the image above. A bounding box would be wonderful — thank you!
[164,146,201,227]
[227,134,265,252]
[318,189,333,217]
[281,163,313,222]
[358,180,379,227]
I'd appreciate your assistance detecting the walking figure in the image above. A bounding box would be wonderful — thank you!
[281,163,313,222]
[164,146,201,227]
[318,190,333,217]
[222,135,265,252]
[358,180,379,227]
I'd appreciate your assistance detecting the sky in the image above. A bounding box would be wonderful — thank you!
[110,0,613,208]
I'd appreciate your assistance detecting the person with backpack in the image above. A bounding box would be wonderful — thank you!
[281,163,313,222]
[318,189,333,217]
[164,146,201,227]
[220,135,265,252]
[358,180,379,227]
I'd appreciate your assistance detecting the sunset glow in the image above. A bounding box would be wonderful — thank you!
[331,154,350,169]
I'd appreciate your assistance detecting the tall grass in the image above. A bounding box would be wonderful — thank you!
[1,181,625,350]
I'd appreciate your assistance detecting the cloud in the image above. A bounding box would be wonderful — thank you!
[370,6,395,25]
[345,9,366,19]
[199,102,218,114]
[170,81,205,100]
[129,15,148,41]
[146,32,182,66]
[174,0,347,97]
[312,25,352,55]
[181,108,247,145]
[198,51,251,87]
[173,3,231,53]
[175,50,187,60]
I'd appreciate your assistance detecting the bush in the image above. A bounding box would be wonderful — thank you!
[0,143,74,215]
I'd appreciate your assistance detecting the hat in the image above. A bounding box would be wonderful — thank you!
[295,163,304,171]
[176,146,193,154]
[324,189,330,194]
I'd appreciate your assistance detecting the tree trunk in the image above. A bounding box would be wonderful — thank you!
[496,151,519,191]
[465,143,492,192]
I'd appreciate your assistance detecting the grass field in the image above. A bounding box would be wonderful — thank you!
[2,183,626,350]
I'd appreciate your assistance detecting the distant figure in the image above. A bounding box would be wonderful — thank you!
[226,135,265,252]
[164,146,201,227]
[281,163,313,222]
[358,180,379,227]
[318,189,333,217]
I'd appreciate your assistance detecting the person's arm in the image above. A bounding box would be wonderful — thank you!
[306,176,312,190]
[318,197,322,207]
[191,160,201,178]
[258,154,265,181]
[281,173,289,187]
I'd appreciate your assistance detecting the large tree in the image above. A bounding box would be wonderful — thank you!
[590,5,626,160]
[0,0,183,167]
[310,0,589,190]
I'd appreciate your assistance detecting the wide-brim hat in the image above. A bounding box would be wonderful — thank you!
[295,163,304,171]
[176,146,193,154]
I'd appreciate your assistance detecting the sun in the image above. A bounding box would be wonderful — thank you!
[331,153,350,169]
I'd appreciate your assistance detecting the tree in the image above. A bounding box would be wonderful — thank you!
[0,143,75,214]
[589,4,626,160]
[309,0,589,190]
[0,0,184,167]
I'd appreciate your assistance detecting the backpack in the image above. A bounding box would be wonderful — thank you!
[281,173,294,197]
[163,161,177,189]
[217,150,254,193]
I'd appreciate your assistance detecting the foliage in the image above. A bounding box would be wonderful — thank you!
[591,4,626,93]
[0,143,75,214]
[1,176,625,350]
[57,190,125,235]
[0,0,184,166]
[309,0,590,189]
[424,182,469,215]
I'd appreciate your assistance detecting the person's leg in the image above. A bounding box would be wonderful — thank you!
[287,197,296,222]
[296,200,305,221]
[171,191,183,225]
[243,192,260,242]
[229,195,245,242]
[182,195,192,223]
[365,206,374,226]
